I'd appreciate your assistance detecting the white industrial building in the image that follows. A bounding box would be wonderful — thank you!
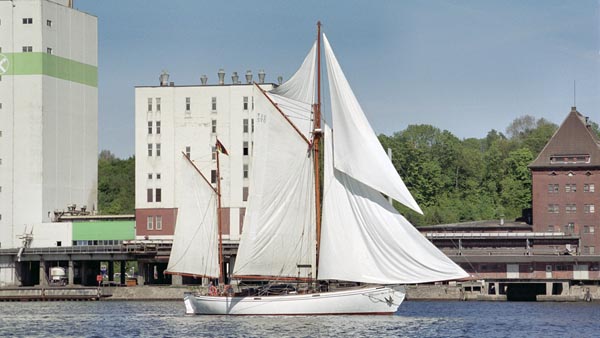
[134,70,275,242]
[0,0,98,251]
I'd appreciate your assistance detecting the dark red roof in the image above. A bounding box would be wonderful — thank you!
[529,107,600,169]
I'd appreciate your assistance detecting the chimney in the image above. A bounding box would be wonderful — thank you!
[277,76,283,85]
[258,69,266,84]
[245,70,253,84]
[200,75,208,85]
[218,69,225,85]
[232,71,239,84]
[159,70,169,86]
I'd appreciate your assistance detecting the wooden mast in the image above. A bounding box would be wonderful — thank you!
[314,21,322,278]
[216,142,224,285]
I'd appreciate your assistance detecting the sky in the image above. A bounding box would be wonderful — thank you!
[74,0,600,159]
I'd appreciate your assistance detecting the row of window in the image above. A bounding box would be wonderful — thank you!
[146,96,253,113]
[547,183,595,193]
[72,240,123,246]
[547,204,595,213]
[146,215,163,230]
[20,46,54,54]
[547,224,595,233]
[147,121,161,134]
[147,143,161,157]
[147,173,161,180]
[146,188,162,203]
[21,18,52,26]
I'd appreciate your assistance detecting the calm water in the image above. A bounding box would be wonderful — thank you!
[0,300,596,337]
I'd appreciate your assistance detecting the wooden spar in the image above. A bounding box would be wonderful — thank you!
[314,21,323,280]
[216,142,224,285]
[254,83,311,145]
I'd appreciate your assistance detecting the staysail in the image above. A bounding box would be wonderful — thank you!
[322,34,423,214]
[232,84,316,280]
[319,125,469,283]
[166,156,220,277]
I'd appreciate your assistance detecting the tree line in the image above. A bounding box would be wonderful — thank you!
[99,115,592,226]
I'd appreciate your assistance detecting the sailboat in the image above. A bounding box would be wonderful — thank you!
[166,23,468,315]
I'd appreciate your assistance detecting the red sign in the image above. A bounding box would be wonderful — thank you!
[96,275,103,282]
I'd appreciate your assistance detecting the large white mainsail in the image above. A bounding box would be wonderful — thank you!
[319,125,468,283]
[322,34,422,215]
[166,156,220,277]
[232,84,316,280]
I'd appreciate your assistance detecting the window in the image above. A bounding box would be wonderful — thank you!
[147,189,153,202]
[547,204,559,213]
[211,97,217,111]
[566,204,576,213]
[584,225,595,234]
[243,164,249,179]
[584,204,595,214]
[211,170,217,184]
[547,225,554,232]
[46,47,52,54]
[147,216,153,230]
[156,143,161,157]
[550,155,590,164]
[148,173,153,179]
[156,98,161,112]
[243,141,249,156]
[547,184,558,193]
[211,120,217,133]
[243,96,249,110]
[564,222,575,233]
[185,146,191,158]
[147,143,153,156]
[22,46,33,52]
[584,183,595,192]
[156,173,161,180]
[243,187,249,201]
[148,121,153,134]
[565,184,576,193]
[243,119,249,133]
[147,98,152,112]
[22,18,33,24]
[251,119,255,133]
[584,246,595,255]
[155,188,162,202]
[212,146,217,160]
[46,19,52,27]
[156,216,163,230]
[185,97,191,111]
[156,121,161,134]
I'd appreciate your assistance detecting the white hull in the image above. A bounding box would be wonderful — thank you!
[184,285,405,315]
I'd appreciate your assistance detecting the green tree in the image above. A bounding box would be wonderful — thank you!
[98,152,135,215]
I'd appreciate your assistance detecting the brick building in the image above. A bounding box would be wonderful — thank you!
[529,107,600,255]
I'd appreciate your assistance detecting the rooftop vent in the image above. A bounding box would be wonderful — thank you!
[159,70,169,86]
[232,71,239,84]
[200,75,208,85]
[245,70,253,84]
[218,69,225,85]
[258,69,266,84]
[277,76,283,85]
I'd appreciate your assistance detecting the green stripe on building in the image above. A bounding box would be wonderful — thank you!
[72,221,135,240]
[0,52,97,87]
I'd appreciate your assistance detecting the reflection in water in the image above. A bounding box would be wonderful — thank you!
[0,300,596,337]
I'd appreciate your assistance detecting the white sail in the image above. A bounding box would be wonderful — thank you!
[268,41,317,141]
[232,84,316,279]
[269,41,317,104]
[166,157,220,278]
[319,125,468,284]
[323,34,423,214]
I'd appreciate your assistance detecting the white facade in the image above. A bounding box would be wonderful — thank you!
[0,0,98,249]
[134,73,274,241]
